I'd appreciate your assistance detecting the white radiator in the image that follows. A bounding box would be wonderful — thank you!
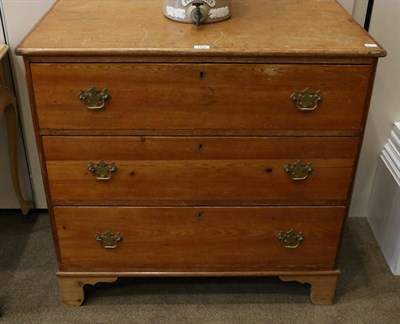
[368,122,400,275]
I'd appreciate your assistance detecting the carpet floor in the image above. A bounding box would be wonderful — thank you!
[0,211,399,323]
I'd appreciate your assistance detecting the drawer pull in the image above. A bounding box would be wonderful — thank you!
[87,160,117,180]
[78,86,111,110]
[284,160,313,181]
[96,231,122,249]
[278,230,304,249]
[290,88,323,111]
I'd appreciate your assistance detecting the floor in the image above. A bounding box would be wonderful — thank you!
[0,210,399,323]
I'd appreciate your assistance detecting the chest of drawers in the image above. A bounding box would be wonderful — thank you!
[17,0,385,306]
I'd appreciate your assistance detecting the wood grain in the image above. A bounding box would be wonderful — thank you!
[15,0,386,58]
[54,206,345,272]
[31,63,371,132]
[280,272,339,305]
[15,0,386,306]
[57,275,117,306]
[43,136,358,204]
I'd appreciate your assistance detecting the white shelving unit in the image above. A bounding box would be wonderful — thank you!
[368,123,400,275]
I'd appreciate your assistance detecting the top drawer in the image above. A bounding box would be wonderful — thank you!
[31,63,371,133]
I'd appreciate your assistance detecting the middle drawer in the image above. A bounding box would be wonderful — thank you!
[43,136,358,205]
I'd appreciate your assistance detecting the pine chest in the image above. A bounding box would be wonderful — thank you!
[17,0,386,306]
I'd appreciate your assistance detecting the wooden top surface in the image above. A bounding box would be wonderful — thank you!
[16,0,386,58]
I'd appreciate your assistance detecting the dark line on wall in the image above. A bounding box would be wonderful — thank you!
[0,7,8,42]
[364,0,375,31]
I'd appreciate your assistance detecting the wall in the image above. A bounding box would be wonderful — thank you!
[1,0,56,208]
[349,0,400,217]
[352,0,368,25]
[338,0,355,13]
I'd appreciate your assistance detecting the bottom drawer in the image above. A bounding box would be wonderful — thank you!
[54,206,345,272]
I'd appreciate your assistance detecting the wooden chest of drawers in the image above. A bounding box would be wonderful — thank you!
[17,0,385,306]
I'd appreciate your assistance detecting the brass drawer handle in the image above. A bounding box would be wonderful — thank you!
[87,160,117,180]
[278,230,304,249]
[290,88,323,111]
[96,231,122,249]
[284,160,313,181]
[78,86,111,110]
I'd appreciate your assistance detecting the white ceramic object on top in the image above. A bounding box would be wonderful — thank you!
[164,0,231,25]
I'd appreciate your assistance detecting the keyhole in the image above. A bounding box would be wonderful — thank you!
[199,71,205,80]
[197,212,204,220]
[199,143,204,151]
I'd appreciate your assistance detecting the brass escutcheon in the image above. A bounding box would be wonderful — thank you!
[290,88,323,111]
[278,230,304,249]
[87,160,117,180]
[95,231,123,249]
[284,160,313,181]
[78,86,111,110]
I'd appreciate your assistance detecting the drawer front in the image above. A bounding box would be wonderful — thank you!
[55,206,345,271]
[31,63,371,132]
[43,136,358,204]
